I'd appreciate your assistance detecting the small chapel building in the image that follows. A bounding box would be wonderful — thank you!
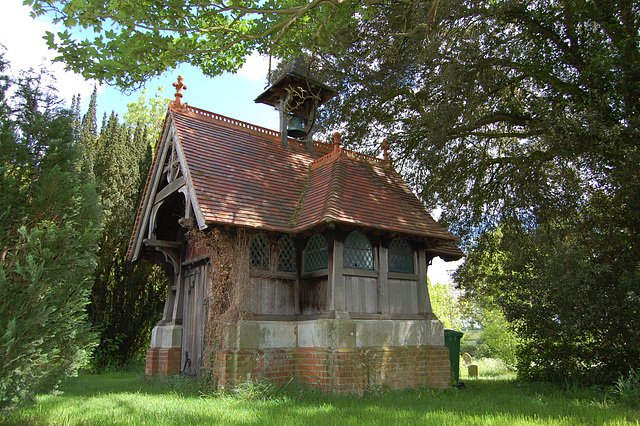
[127,61,464,393]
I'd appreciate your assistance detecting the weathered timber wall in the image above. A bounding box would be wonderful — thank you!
[247,277,296,315]
[299,277,328,315]
[388,279,419,314]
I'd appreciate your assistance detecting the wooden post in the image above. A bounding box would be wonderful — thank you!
[378,242,390,314]
[294,237,302,315]
[172,266,184,324]
[329,232,344,312]
[417,249,432,314]
[161,273,177,324]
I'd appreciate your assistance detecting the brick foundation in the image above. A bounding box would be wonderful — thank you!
[145,347,182,376]
[216,345,451,393]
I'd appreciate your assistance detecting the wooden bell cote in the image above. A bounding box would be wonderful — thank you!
[255,55,337,147]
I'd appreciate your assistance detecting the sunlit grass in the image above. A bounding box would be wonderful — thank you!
[460,357,516,381]
[4,362,639,425]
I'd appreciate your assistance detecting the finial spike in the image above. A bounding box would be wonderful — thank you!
[173,75,187,109]
[333,132,341,153]
[381,138,390,161]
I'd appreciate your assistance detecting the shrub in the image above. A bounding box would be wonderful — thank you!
[611,369,640,409]
[0,223,98,412]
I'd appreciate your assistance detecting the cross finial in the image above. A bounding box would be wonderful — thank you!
[333,132,341,153]
[381,138,390,162]
[173,75,187,108]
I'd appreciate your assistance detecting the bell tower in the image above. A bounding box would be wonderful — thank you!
[255,55,337,150]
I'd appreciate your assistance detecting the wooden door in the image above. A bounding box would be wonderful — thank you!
[181,262,208,377]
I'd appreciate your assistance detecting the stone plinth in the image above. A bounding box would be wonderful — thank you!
[146,325,182,376]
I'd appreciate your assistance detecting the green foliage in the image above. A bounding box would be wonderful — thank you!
[310,1,640,385]
[25,0,362,88]
[477,309,518,369]
[428,280,477,331]
[429,280,517,366]
[457,219,640,385]
[0,57,101,412]
[611,369,640,409]
[81,93,167,370]
[123,87,170,143]
[0,224,98,413]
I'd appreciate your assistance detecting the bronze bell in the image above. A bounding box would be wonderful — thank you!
[287,115,307,139]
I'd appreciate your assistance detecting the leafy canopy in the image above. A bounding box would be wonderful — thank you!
[26,0,374,89]
[310,0,639,384]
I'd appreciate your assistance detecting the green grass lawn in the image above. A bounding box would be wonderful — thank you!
[3,363,639,426]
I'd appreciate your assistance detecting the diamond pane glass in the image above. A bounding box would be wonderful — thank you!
[277,235,296,272]
[388,237,414,274]
[304,234,328,272]
[250,234,269,270]
[344,231,374,270]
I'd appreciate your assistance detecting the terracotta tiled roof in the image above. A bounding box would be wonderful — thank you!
[129,103,463,260]
[293,151,459,241]
[172,106,330,232]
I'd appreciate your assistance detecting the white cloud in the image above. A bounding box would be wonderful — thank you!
[237,52,278,83]
[1,0,97,108]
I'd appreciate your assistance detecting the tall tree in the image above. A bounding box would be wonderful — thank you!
[0,56,101,412]
[78,86,98,178]
[87,102,168,369]
[300,0,640,383]
[123,87,169,143]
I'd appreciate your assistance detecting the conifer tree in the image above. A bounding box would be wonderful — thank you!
[78,86,98,178]
[0,55,100,412]
[87,100,167,369]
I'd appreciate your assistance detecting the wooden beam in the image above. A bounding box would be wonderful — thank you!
[154,176,185,204]
[144,238,182,249]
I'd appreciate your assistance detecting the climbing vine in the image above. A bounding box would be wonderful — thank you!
[187,228,252,382]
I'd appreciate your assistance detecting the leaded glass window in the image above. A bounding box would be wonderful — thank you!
[277,235,296,272]
[344,231,374,270]
[304,234,328,272]
[250,234,269,270]
[388,237,414,274]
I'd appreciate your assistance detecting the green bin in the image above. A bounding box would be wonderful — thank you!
[444,329,464,385]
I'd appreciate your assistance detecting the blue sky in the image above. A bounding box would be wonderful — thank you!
[1,0,461,284]
[2,0,279,130]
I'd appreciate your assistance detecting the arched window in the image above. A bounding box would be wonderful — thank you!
[344,231,374,270]
[388,237,414,274]
[304,233,328,272]
[250,234,269,270]
[277,235,296,272]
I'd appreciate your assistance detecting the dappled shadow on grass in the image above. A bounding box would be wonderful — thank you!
[6,374,640,425]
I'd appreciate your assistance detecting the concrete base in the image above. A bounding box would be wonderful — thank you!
[150,324,183,348]
[226,318,445,350]
[146,325,182,377]
[219,318,449,393]
[145,319,452,392]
